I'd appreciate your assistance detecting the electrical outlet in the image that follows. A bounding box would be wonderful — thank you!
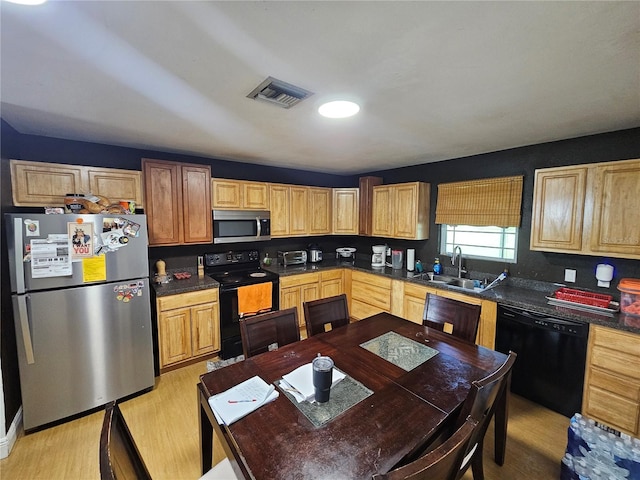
[564,269,577,283]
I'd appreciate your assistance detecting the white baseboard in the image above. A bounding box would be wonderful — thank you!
[0,407,22,459]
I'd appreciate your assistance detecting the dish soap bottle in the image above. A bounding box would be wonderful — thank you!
[433,257,442,275]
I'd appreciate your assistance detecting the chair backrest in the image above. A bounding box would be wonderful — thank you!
[422,293,481,343]
[454,351,517,479]
[372,416,478,480]
[100,401,152,480]
[239,307,301,358]
[303,293,350,338]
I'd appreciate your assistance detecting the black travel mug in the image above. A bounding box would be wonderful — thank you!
[312,356,334,403]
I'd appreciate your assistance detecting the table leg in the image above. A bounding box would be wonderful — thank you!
[199,386,214,475]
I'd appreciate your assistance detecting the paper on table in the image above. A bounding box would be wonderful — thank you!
[281,363,346,403]
[208,376,279,425]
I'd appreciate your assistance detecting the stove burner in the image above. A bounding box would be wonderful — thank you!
[249,272,267,278]
[220,276,243,284]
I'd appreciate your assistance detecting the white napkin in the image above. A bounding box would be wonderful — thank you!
[281,363,346,403]
[208,376,279,425]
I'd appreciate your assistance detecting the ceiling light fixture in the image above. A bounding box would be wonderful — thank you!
[5,0,47,5]
[318,101,360,119]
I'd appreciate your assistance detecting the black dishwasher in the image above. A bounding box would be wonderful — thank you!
[495,304,588,418]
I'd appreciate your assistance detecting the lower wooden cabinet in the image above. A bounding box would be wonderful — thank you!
[397,282,438,324]
[281,269,498,347]
[280,269,346,328]
[435,289,497,349]
[385,280,496,349]
[156,289,220,371]
[582,325,640,436]
[320,269,344,298]
[279,273,320,327]
[350,271,392,320]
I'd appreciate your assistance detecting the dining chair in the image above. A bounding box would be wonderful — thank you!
[239,307,301,358]
[422,293,481,343]
[100,401,151,480]
[453,351,518,480]
[100,401,239,480]
[372,416,478,480]
[303,293,350,337]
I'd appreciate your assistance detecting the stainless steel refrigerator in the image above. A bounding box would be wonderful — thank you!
[6,213,155,431]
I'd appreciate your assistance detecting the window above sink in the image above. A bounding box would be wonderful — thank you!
[440,225,518,263]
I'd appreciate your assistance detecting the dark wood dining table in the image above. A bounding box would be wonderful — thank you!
[198,312,509,480]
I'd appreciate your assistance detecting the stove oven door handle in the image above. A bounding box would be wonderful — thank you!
[256,217,261,238]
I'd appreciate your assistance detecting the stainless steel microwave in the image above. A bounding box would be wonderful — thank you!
[213,210,271,244]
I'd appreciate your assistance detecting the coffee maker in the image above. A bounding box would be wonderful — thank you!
[371,245,386,267]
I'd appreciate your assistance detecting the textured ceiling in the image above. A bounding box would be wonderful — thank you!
[2,1,639,174]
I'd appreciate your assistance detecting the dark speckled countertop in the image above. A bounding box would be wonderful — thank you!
[149,259,639,334]
[264,258,640,335]
[151,267,219,297]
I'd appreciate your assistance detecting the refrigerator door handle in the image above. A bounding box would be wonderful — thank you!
[13,217,26,294]
[17,295,35,364]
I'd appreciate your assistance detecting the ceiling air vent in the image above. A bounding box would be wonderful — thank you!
[247,76,313,109]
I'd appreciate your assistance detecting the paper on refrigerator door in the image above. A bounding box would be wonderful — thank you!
[30,236,72,278]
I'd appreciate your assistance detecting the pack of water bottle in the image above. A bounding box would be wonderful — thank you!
[561,413,640,479]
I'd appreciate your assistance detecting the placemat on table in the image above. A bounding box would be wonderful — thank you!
[276,375,373,428]
[360,331,438,371]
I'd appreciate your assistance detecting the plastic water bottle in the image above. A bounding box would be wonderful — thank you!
[562,452,574,469]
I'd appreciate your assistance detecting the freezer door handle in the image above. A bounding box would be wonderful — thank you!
[13,217,26,294]
[17,295,35,364]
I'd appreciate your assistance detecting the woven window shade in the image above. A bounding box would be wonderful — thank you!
[435,176,523,227]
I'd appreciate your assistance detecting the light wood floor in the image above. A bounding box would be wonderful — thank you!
[0,358,568,479]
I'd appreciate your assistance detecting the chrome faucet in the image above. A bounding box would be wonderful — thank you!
[452,246,463,278]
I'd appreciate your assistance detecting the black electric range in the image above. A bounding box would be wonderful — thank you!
[204,249,279,359]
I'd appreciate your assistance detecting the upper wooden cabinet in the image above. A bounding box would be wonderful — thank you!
[530,166,587,252]
[269,183,291,237]
[333,188,359,235]
[530,158,640,259]
[290,186,309,236]
[270,184,330,237]
[269,184,309,237]
[10,160,143,208]
[589,160,640,256]
[372,182,430,240]
[359,176,383,236]
[212,179,269,210]
[308,187,332,235]
[86,168,143,207]
[142,158,212,246]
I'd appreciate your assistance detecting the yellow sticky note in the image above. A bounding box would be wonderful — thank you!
[82,255,107,283]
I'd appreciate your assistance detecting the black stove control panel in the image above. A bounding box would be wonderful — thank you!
[205,249,260,268]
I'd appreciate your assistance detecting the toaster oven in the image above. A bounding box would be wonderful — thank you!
[278,250,307,266]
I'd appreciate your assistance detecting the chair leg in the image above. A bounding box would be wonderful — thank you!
[470,440,485,480]
[494,382,509,465]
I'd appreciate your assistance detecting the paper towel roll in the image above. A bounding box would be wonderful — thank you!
[407,249,415,271]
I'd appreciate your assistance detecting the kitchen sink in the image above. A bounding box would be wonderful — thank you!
[414,274,476,290]
[446,278,476,290]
